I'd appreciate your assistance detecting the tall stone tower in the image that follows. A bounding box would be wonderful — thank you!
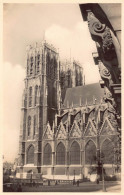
[18,41,61,173]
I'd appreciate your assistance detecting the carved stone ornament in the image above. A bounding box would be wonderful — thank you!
[57,122,67,139]
[98,61,113,84]
[104,87,113,102]
[84,120,96,136]
[70,121,81,138]
[101,119,114,135]
[87,11,106,35]
[102,27,113,54]
[87,11,115,57]
[44,123,53,139]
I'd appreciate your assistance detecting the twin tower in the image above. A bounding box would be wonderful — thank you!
[18,40,83,170]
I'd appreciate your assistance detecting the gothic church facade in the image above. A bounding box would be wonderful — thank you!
[17,41,119,180]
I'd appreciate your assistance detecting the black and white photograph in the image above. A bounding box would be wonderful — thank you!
[2,0,122,193]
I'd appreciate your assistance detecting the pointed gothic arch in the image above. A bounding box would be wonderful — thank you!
[46,52,50,75]
[29,86,32,107]
[37,53,40,73]
[27,144,34,164]
[56,142,65,165]
[70,141,80,164]
[28,116,31,136]
[33,115,36,136]
[85,140,96,164]
[34,85,38,106]
[30,56,33,75]
[43,143,52,165]
[101,138,114,164]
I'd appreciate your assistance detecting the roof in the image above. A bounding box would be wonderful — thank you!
[63,83,104,108]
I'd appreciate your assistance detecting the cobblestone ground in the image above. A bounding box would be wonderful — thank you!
[21,181,121,192]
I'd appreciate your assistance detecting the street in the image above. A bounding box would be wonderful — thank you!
[21,181,121,192]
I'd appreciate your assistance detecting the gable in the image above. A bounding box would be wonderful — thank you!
[56,122,67,139]
[84,120,96,136]
[43,123,53,140]
[100,118,116,135]
[70,121,82,138]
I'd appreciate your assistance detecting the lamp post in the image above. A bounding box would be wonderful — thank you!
[73,170,75,185]
[74,170,75,180]
[101,154,106,192]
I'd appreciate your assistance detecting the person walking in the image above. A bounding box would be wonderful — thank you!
[48,179,50,186]
[77,180,79,187]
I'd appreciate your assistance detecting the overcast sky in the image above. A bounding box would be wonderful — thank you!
[3,3,101,162]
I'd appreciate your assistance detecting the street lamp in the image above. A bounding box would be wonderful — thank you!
[101,154,106,192]
[73,170,75,185]
[74,170,75,179]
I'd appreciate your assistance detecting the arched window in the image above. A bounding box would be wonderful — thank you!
[43,143,52,165]
[27,58,29,75]
[27,145,34,164]
[101,139,114,164]
[70,141,80,164]
[56,142,65,165]
[30,56,33,75]
[37,54,40,73]
[33,115,36,136]
[85,140,96,164]
[53,57,57,78]
[46,53,50,75]
[28,116,31,136]
[29,87,32,107]
[34,85,38,106]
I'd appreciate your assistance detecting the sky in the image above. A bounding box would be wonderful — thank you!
[3,3,101,162]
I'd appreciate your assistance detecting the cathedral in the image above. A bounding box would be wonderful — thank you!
[17,40,120,180]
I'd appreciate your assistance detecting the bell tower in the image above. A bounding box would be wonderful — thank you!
[18,41,61,173]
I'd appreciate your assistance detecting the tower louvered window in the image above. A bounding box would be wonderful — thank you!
[34,85,38,106]
[37,54,40,73]
[29,87,32,107]
[33,115,36,136]
[28,116,31,136]
[27,59,29,75]
[30,56,33,75]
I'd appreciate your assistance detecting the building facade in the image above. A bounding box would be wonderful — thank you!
[17,40,120,180]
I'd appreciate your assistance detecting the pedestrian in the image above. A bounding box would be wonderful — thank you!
[17,184,22,192]
[48,179,50,186]
[73,179,75,185]
[96,178,99,184]
[77,180,79,187]
[33,181,35,187]
[55,180,58,185]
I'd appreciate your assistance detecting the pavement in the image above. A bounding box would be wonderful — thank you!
[21,181,121,192]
